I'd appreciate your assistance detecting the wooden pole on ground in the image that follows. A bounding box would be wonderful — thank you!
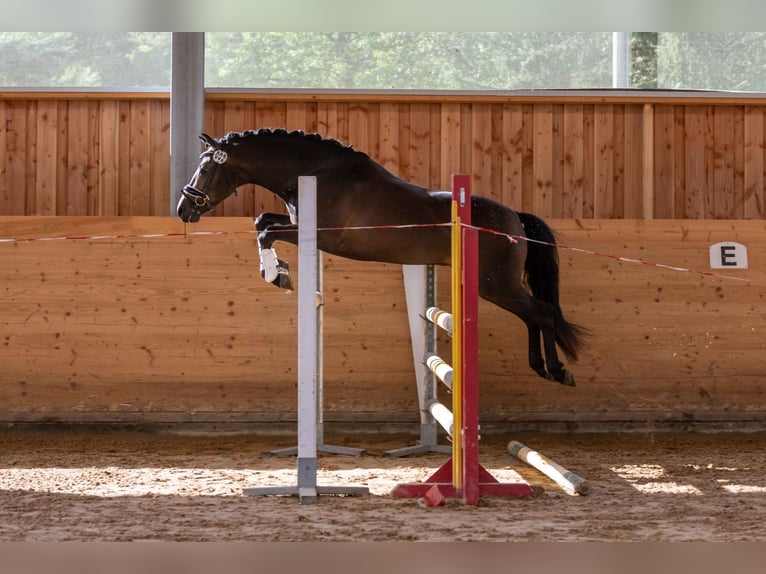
[508,440,591,495]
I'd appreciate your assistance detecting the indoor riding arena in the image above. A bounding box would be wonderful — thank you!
[2,52,766,541]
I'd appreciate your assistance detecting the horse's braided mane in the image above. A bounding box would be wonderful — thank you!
[218,128,357,155]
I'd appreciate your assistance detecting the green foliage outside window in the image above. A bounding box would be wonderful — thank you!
[1,32,765,92]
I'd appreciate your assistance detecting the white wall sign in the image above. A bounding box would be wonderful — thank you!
[709,242,748,269]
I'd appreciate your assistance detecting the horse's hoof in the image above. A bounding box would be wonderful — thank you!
[557,371,576,387]
[272,260,294,290]
[533,369,551,381]
[272,273,294,290]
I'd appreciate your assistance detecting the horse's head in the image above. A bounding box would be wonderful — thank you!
[177,133,239,222]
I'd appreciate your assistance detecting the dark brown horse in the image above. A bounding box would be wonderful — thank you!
[177,129,586,386]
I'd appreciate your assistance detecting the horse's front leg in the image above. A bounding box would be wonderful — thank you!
[255,212,293,232]
[255,214,298,290]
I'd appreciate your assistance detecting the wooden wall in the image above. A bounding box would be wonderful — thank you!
[2,217,765,425]
[2,91,765,220]
[2,90,765,427]
[0,94,170,217]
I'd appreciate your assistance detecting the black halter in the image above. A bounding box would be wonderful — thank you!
[181,149,237,214]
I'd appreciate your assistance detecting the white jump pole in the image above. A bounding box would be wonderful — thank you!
[508,440,591,496]
[296,175,320,502]
[384,264,450,456]
[244,176,368,503]
[269,194,365,456]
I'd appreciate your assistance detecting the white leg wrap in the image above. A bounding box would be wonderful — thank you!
[259,247,279,283]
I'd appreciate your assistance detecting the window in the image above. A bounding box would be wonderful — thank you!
[204,32,612,90]
[0,32,170,88]
[3,32,766,92]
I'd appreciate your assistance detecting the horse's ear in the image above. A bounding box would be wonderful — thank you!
[199,133,218,149]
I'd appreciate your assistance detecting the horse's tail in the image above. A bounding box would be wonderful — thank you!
[517,211,588,361]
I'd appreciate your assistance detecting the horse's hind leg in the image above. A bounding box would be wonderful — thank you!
[540,319,575,386]
[526,305,575,386]
[525,323,550,381]
[254,213,296,290]
[524,298,575,386]
[486,288,575,387]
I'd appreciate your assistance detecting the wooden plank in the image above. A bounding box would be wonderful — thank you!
[24,101,38,215]
[203,89,766,106]
[316,102,331,136]
[653,105,675,218]
[642,103,654,219]
[65,100,90,215]
[304,101,318,133]
[581,104,595,218]
[460,103,472,175]
[204,100,225,138]
[3,101,29,215]
[35,100,58,215]
[98,100,120,216]
[408,104,438,187]
[318,101,348,143]
[593,104,614,218]
[1,91,170,101]
[428,103,441,190]
[56,101,69,216]
[0,101,5,214]
[367,103,381,162]
[86,100,99,215]
[397,103,412,182]
[704,106,717,219]
[501,104,523,210]
[673,106,687,218]
[550,104,565,217]
[471,103,492,196]
[439,103,461,190]
[128,100,151,216]
[113,101,130,216]
[683,106,707,219]
[612,105,625,218]
[150,99,170,216]
[254,100,286,130]
[733,105,746,219]
[713,106,736,218]
[285,101,307,131]
[348,103,370,159]
[223,100,246,219]
[242,101,257,133]
[489,104,504,205]
[4,89,766,106]
[532,104,553,217]
[520,104,535,213]
[623,104,644,218]
[379,102,399,176]
[561,104,584,218]
[743,106,764,219]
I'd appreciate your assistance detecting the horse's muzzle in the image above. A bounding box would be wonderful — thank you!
[176,196,202,223]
